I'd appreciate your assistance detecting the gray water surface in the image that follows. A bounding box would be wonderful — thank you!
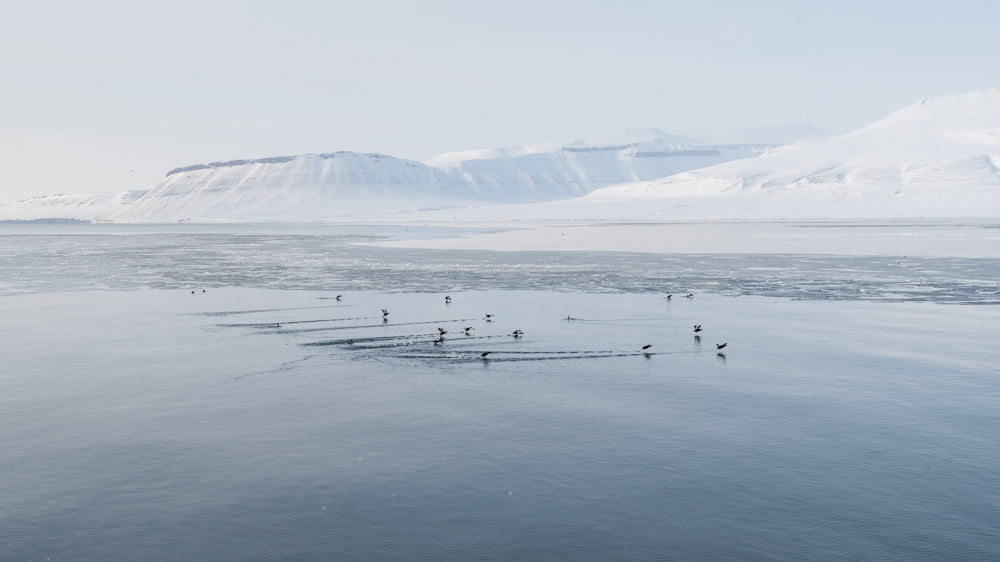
[1,224,998,560]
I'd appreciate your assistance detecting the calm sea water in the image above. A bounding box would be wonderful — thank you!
[1,224,998,560]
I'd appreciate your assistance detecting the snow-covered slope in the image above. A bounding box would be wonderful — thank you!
[586,91,1000,218]
[0,190,145,221]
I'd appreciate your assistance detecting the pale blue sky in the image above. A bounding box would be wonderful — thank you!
[1,0,997,200]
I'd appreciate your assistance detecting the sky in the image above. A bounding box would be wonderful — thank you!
[1,0,998,202]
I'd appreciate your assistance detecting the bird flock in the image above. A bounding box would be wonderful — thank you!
[294,292,730,362]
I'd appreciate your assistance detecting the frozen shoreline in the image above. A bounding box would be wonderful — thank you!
[367,219,1000,259]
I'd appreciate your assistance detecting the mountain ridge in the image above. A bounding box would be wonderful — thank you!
[3,91,999,221]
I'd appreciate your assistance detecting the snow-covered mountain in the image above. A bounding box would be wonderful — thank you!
[104,152,471,222]
[0,190,145,221]
[99,130,784,222]
[5,90,1000,222]
[585,90,1000,218]
[423,128,777,201]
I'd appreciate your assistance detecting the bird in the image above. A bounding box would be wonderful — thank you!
[481,352,491,359]
[438,327,448,335]
[274,323,281,328]
[716,342,727,351]
[511,330,523,337]
[484,313,495,321]
[433,336,444,345]
[347,339,354,344]
[686,293,694,298]
[381,308,389,317]
[666,293,672,300]
[445,296,452,303]
[694,325,703,332]
[336,295,342,301]
[641,344,653,351]
[464,327,474,334]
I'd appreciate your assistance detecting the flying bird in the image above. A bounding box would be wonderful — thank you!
[381,308,389,317]
[642,344,653,351]
[511,330,523,337]
[336,295,342,301]
[481,352,490,359]
[716,342,727,351]
[445,296,452,303]
[694,325,702,332]
[438,327,448,335]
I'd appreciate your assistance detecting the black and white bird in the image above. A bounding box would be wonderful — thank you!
[433,336,444,345]
[464,326,474,334]
[481,352,491,359]
[382,308,389,317]
[336,295,342,301]
[694,325,703,332]
[686,293,694,298]
[716,342,727,351]
[485,313,495,321]
[511,330,523,337]
[641,344,653,352]
[438,327,448,335]
[445,296,452,303]
[666,293,672,300]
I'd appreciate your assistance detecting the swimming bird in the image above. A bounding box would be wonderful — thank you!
[694,325,702,332]
[716,342,727,351]
[464,327,474,334]
[485,313,495,321]
[433,336,444,345]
